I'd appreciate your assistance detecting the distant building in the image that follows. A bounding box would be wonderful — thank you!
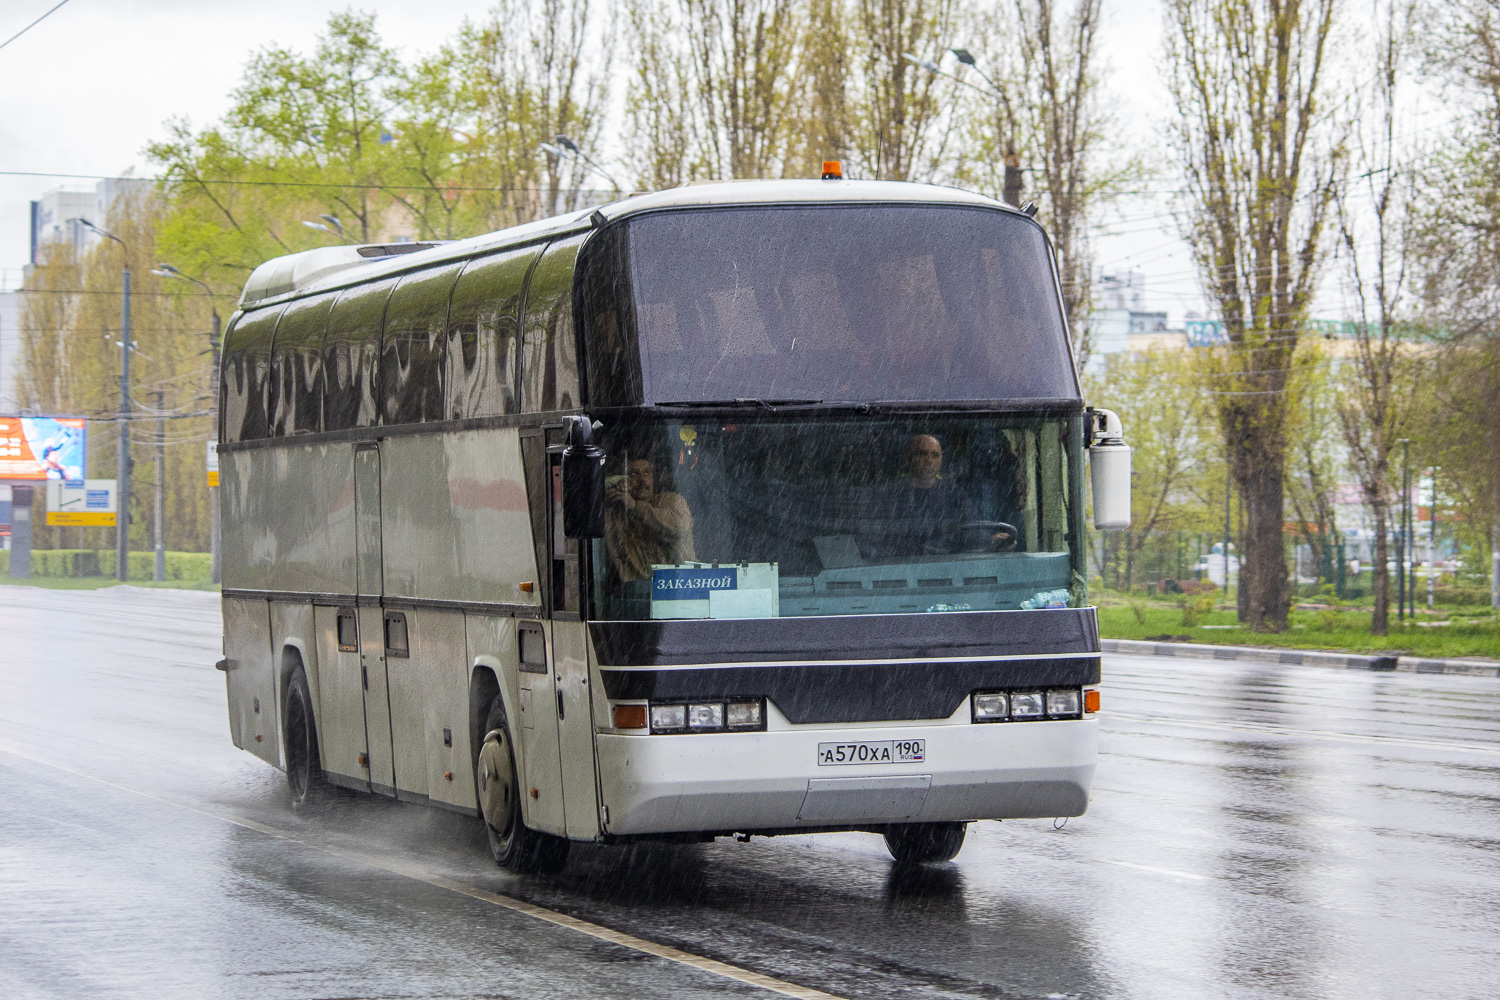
[29,179,152,264]
[1087,271,1186,367]
[0,289,19,412]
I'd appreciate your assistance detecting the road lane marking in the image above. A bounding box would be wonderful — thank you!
[1100,859,1211,881]
[1106,711,1500,757]
[0,743,843,1000]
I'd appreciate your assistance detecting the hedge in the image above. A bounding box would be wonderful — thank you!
[0,549,212,581]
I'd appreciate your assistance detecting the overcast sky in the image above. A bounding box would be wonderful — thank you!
[0,0,1194,312]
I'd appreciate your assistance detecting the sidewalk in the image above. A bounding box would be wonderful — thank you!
[1102,638,1500,678]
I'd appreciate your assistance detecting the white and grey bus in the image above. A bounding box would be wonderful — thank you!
[215,179,1131,872]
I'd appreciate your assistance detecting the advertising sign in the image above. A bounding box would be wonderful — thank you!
[206,440,219,488]
[0,416,86,481]
[45,479,117,527]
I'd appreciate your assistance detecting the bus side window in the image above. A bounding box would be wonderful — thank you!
[446,246,538,419]
[336,609,358,651]
[323,277,397,431]
[384,612,409,657]
[382,263,463,425]
[220,305,283,442]
[520,235,585,413]
[269,292,335,436]
[518,624,547,673]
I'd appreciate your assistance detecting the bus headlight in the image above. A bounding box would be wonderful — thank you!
[1046,689,1082,718]
[726,701,762,728]
[688,703,725,730]
[972,692,1009,721]
[1010,692,1045,718]
[650,704,687,731]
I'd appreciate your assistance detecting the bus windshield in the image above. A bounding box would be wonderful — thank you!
[581,205,1078,407]
[590,414,1084,620]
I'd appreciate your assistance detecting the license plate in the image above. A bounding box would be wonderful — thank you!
[817,739,926,765]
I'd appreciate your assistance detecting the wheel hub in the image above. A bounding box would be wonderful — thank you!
[477,729,515,836]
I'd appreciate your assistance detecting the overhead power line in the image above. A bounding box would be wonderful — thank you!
[0,0,71,54]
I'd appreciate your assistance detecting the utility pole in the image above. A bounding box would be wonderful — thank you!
[78,219,133,582]
[155,389,165,582]
[1402,439,1413,620]
[118,264,132,582]
[1223,466,1232,598]
[1428,467,1438,610]
[1396,439,1408,622]
[152,265,222,585]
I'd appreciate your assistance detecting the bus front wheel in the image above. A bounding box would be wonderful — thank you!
[283,666,329,812]
[475,696,569,875]
[883,822,967,864]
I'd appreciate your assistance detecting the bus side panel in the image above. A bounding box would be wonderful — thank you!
[312,604,369,788]
[380,427,540,606]
[408,609,474,810]
[223,596,279,767]
[267,443,356,596]
[466,614,566,836]
[220,449,271,592]
[553,620,601,841]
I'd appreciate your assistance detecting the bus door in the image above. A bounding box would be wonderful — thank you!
[354,442,397,796]
[547,437,602,839]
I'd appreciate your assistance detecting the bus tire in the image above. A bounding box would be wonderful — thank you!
[883,822,967,865]
[283,666,329,811]
[475,695,569,875]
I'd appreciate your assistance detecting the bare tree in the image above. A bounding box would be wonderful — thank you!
[967,0,1120,365]
[463,0,613,221]
[852,0,960,180]
[1164,0,1347,631]
[1335,0,1419,634]
[625,0,805,184]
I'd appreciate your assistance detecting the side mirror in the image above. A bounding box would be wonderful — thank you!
[1088,407,1131,531]
[562,416,606,538]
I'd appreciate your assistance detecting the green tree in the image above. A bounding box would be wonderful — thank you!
[1163,0,1349,630]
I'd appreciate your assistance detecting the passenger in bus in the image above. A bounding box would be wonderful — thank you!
[864,434,1018,557]
[605,455,697,580]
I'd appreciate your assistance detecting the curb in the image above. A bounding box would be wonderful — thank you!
[1101,638,1500,678]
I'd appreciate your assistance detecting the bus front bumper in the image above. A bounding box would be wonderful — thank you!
[596,717,1098,836]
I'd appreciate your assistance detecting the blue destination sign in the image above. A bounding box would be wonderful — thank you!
[653,567,737,601]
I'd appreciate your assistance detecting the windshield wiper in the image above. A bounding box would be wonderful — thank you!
[654,398,823,409]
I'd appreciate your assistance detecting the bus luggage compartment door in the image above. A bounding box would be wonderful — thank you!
[354,443,396,796]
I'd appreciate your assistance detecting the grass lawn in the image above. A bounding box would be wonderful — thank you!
[1098,599,1500,659]
[0,576,219,592]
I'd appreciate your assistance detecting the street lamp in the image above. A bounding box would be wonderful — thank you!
[301,217,356,243]
[71,217,133,582]
[152,264,224,584]
[903,50,1024,206]
[539,133,622,194]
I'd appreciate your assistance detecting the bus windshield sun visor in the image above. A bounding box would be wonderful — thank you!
[582,204,1079,408]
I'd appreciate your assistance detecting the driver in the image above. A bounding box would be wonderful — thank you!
[605,455,696,581]
[867,434,1017,557]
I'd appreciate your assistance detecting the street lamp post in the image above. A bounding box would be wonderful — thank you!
[905,49,1024,206]
[538,135,623,204]
[153,264,223,584]
[74,218,132,582]
[1396,439,1408,622]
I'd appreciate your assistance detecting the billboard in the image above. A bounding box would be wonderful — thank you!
[0,417,86,481]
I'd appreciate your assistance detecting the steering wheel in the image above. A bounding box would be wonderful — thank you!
[960,520,1020,552]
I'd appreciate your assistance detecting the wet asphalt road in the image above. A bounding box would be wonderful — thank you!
[1,585,1497,1000]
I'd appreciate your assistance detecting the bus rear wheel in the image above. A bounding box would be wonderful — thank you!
[283,666,329,811]
[883,822,967,865]
[475,696,569,875]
